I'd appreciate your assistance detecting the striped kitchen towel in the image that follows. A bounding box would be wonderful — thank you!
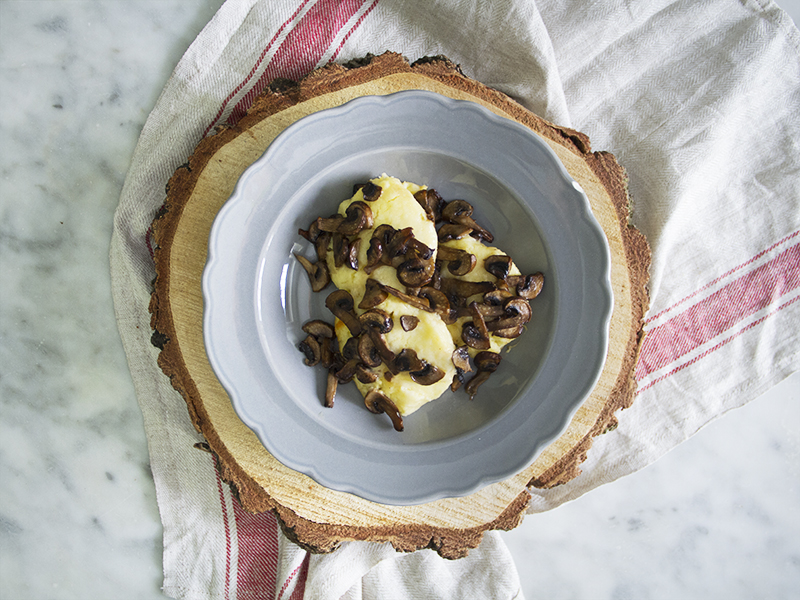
[110,0,800,598]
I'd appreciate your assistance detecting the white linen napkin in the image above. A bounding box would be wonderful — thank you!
[110,0,800,598]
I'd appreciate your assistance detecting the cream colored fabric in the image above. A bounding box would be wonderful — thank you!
[110,1,800,598]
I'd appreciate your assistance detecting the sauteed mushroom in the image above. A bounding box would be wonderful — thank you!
[400,315,419,331]
[410,362,445,386]
[324,372,337,408]
[484,254,513,280]
[358,278,388,309]
[438,223,473,242]
[364,390,404,432]
[325,290,361,336]
[298,335,321,366]
[464,351,502,400]
[413,188,444,222]
[508,272,544,299]
[338,201,373,236]
[396,255,435,287]
[294,253,330,292]
[360,181,382,202]
[441,199,493,242]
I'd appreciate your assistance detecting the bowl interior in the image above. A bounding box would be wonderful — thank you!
[254,149,555,447]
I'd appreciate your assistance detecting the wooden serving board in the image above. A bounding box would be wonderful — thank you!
[150,52,650,559]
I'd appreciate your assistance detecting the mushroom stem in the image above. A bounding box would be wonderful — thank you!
[364,390,404,432]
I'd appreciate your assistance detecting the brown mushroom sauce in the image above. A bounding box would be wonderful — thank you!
[295,178,544,431]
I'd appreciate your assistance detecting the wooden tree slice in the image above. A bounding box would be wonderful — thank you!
[149,52,650,559]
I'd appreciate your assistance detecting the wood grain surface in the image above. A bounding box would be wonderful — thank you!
[149,52,650,559]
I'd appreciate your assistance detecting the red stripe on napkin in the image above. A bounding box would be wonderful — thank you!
[636,241,800,382]
[637,294,800,393]
[202,0,314,137]
[214,460,233,600]
[232,498,281,600]
[329,0,380,63]
[226,0,374,126]
[278,555,309,600]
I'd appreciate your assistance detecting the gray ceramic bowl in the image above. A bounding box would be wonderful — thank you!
[203,90,612,505]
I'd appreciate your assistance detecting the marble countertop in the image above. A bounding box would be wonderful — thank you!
[1,2,798,598]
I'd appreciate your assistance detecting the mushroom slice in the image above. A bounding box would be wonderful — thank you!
[355,365,379,384]
[302,319,335,339]
[439,277,495,301]
[338,201,374,236]
[314,230,331,262]
[298,335,321,366]
[385,227,415,259]
[413,188,444,222]
[359,308,393,334]
[464,351,502,400]
[358,278,388,310]
[383,285,433,312]
[410,362,446,386]
[357,334,382,368]
[325,289,362,337]
[364,238,384,273]
[438,223,473,242]
[441,199,493,243]
[359,309,396,366]
[451,345,473,373]
[400,315,419,331]
[509,272,545,299]
[392,348,424,373]
[461,321,491,350]
[483,289,515,306]
[461,302,491,350]
[324,372,338,408]
[364,390,404,432]
[484,254,513,280]
[487,297,532,332]
[345,238,361,270]
[448,252,477,276]
[331,232,348,269]
[294,253,330,292]
[298,219,321,243]
[372,224,396,246]
[418,286,453,323]
[316,214,345,233]
[396,256,435,288]
[360,181,382,202]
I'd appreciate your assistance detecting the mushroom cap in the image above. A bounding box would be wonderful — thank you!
[441,199,474,221]
[358,278,388,310]
[359,308,393,334]
[357,334,382,367]
[409,362,446,386]
[294,253,330,292]
[400,315,419,331]
[360,181,382,202]
[451,345,473,372]
[301,319,335,339]
[396,256,435,288]
[484,254,513,280]
[447,252,477,276]
[325,290,362,337]
[438,223,473,242]
[338,200,374,236]
[393,348,424,372]
[413,188,444,222]
[474,350,502,372]
[511,272,545,299]
[364,390,404,432]
[298,335,321,366]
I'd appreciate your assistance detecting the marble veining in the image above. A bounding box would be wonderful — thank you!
[0,1,798,599]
